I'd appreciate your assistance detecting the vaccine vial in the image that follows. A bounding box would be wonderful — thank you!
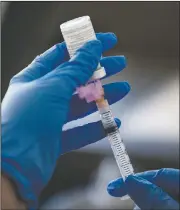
[60,16,106,80]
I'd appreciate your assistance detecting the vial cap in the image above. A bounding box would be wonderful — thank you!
[60,16,90,31]
[91,67,106,80]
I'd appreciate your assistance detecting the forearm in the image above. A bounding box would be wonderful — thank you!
[1,174,27,210]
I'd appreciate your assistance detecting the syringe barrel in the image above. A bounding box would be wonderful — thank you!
[60,16,106,80]
[97,100,134,180]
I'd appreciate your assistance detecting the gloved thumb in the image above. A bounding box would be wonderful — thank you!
[125,175,179,210]
[46,40,102,92]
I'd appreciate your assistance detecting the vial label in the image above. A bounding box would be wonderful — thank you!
[61,17,105,79]
[62,22,96,58]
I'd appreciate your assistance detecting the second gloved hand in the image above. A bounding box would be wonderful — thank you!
[107,168,180,210]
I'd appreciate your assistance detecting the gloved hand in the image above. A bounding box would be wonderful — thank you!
[107,168,180,209]
[1,32,130,209]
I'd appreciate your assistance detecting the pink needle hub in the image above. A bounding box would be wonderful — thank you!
[77,80,104,103]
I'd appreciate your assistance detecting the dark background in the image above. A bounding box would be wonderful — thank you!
[1,2,179,209]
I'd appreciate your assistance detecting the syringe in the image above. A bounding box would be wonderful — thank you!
[96,97,134,176]
[96,96,134,200]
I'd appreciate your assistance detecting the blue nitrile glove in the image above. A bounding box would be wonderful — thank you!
[1,32,130,209]
[107,168,180,209]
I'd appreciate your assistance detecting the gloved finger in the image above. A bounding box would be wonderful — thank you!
[61,118,121,154]
[107,168,179,201]
[35,33,117,81]
[96,32,117,51]
[100,56,127,79]
[34,32,117,71]
[34,32,117,72]
[11,33,117,84]
[34,42,69,70]
[124,175,179,210]
[67,82,130,122]
[46,40,102,92]
[10,42,69,84]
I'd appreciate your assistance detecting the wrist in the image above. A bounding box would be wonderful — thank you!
[2,174,27,209]
[2,158,38,209]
